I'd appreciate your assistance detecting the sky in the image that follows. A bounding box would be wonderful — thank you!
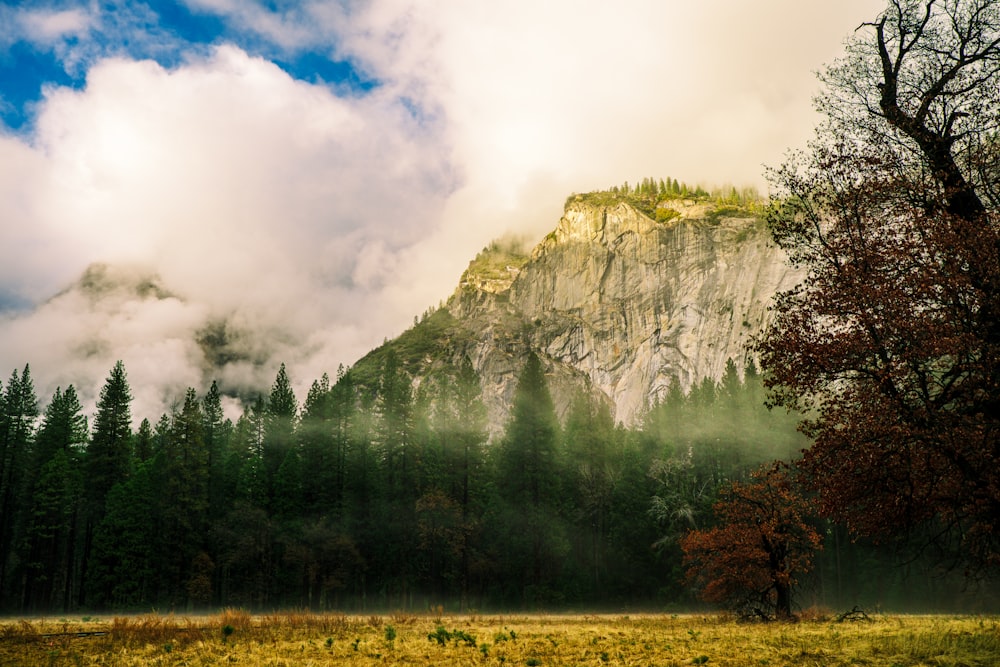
[0,0,884,421]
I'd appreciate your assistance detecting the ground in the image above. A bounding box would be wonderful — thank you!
[1,610,998,666]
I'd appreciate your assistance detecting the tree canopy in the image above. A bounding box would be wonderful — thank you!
[760,0,1000,573]
[681,463,821,620]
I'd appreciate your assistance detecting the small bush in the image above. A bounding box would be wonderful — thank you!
[655,207,681,223]
[217,608,253,633]
[428,626,452,645]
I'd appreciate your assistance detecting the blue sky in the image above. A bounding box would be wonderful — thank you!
[0,0,884,418]
[0,1,377,131]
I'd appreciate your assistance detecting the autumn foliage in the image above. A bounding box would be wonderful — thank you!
[759,0,1000,573]
[680,463,821,620]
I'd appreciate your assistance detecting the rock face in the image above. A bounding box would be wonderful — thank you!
[363,196,803,431]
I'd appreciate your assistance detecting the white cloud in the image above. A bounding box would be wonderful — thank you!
[0,44,449,417]
[326,0,887,318]
[181,0,328,51]
[18,7,94,46]
[0,0,887,420]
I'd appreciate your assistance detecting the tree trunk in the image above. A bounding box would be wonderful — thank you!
[775,581,792,619]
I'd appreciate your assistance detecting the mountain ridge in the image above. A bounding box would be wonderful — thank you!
[354,192,803,431]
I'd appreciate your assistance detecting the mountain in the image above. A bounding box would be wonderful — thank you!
[353,191,803,431]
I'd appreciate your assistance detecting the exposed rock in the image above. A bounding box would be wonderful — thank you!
[358,196,803,432]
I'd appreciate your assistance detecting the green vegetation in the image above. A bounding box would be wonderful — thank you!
[655,206,681,223]
[459,235,530,287]
[351,308,470,386]
[3,355,989,615]
[567,176,766,220]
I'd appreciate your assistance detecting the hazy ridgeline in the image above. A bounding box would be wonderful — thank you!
[0,356,993,614]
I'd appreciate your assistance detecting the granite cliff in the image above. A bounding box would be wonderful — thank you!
[355,192,803,431]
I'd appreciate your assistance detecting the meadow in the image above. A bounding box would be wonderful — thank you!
[1,609,998,666]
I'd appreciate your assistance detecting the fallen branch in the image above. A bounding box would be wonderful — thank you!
[836,606,871,623]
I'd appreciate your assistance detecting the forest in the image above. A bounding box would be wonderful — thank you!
[0,350,982,615]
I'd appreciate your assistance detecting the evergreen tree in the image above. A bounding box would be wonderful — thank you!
[498,352,560,507]
[133,418,154,464]
[21,449,84,612]
[377,351,415,494]
[85,361,133,512]
[202,381,228,510]
[19,385,87,611]
[0,365,37,606]
[494,352,566,605]
[32,386,87,470]
[87,460,161,609]
[235,397,268,508]
[80,361,133,606]
[162,388,210,606]
[563,391,618,596]
[327,366,357,522]
[273,448,304,518]
[415,357,488,605]
[375,350,419,604]
[263,365,297,506]
[299,373,335,514]
[153,412,171,457]
[450,357,488,529]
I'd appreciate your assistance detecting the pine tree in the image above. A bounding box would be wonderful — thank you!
[21,449,84,611]
[378,351,414,496]
[418,357,488,606]
[234,397,267,508]
[273,449,303,518]
[85,361,133,513]
[133,418,154,464]
[327,366,356,522]
[32,386,87,470]
[0,365,38,606]
[264,364,298,507]
[202,381,228,510]
[87,460,161,608]
[562,391,617,595]
[162,388,210,607]
[19,384,87,611]
[498,353,560,508]
[494,352,565,604]
[375,350,419,604]
[80,361,132,606]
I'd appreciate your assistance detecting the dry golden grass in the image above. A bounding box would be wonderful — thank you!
[0,610,997,666]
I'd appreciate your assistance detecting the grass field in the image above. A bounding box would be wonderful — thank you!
[2,609,998,666]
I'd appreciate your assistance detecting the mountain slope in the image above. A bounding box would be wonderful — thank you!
[354,193,803,431]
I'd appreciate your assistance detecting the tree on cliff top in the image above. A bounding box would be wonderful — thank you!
[759,0,1000,573]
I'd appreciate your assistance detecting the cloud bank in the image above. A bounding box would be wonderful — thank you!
[0,0,883,420]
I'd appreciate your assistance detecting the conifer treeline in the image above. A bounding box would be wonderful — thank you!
[0,353,932,613]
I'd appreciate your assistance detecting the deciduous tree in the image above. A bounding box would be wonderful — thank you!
[681,463,821,619]
[760,0,1000,572]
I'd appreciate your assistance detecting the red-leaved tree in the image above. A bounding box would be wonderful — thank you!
[680,463,821,620]
[760,0,1000,573]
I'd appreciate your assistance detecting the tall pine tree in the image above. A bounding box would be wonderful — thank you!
[19,385,87,611]
[85,361,133,512]
[263,364,297,508]
[494,352,565,605]
[0,365,38,607]
[81,360,133,607]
